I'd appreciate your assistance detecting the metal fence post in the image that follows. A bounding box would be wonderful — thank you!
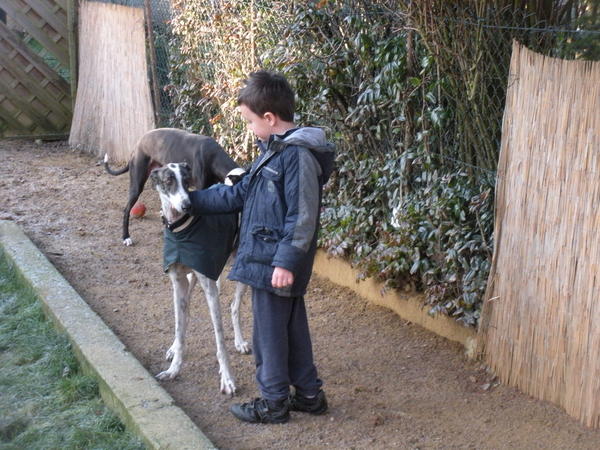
[144,0,161,127]
[67,0,78,111]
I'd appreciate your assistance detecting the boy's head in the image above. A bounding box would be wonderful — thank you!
[237,71,296,140]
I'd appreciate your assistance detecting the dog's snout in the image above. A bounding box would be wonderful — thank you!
[182,200,192,212]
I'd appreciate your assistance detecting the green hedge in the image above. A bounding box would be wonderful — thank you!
[165,0,597,326]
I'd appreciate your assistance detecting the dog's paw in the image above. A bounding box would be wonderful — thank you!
[156,370,178,381]
[123,238,133,246]
[220,376,236,396]
[235,340,251,355]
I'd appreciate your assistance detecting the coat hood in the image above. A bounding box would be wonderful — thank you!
[272,127,335,184]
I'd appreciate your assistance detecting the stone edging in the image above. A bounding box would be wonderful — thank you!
[312,250,478,357]
[0,220,215,450]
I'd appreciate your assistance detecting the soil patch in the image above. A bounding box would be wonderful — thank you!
[1,139,599,449]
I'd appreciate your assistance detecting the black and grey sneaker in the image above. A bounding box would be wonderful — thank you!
[289,390,328,415]
[230,397,289,424]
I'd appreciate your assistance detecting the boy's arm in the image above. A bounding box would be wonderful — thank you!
[272,147,321,274]
[188,173,249,215]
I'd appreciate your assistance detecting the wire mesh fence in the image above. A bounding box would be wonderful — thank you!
[143,0,598,177]
[145,0,172,126]
[410,3,600,173]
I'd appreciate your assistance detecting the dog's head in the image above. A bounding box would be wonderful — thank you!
[150,163,193,222]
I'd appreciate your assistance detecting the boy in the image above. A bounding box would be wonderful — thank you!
[188,70,335,424]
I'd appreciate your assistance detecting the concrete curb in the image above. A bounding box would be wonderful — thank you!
[313,250,478,357]
[0,220,215,450]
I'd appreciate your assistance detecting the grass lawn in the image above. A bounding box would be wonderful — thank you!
[0,254,145,449]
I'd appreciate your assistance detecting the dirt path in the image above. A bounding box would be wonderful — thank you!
[1,139,599,449]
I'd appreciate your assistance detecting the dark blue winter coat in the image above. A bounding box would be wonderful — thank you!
[188,127,335,297]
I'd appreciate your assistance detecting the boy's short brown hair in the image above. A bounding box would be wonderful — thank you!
[237,71,295,122]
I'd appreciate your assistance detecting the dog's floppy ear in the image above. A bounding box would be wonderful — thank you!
[150,168,161,188]
[179,162,193,184]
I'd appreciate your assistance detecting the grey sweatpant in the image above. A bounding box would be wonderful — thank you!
[252,288,323,401]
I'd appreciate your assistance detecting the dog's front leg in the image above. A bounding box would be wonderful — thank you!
[196,272,236,396]
[231,281,251,354]
[156,267,191,381]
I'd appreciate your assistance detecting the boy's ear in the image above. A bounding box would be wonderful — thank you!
[263,112,277,125]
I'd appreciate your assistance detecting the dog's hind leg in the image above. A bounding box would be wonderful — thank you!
[156,265,192,381]
[122,153,151,246]
[195,271,236,396]
[231,281,250,354]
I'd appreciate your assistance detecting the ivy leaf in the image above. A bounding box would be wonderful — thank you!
[408,77,421,87]
[410,260,420,275]
[430,106,444,127]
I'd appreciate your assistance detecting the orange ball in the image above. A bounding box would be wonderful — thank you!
[130,202,146,218]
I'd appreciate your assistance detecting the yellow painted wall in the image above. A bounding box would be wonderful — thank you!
[313,250,477,357]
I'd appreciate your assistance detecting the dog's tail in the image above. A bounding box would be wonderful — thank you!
[104,154,129,176]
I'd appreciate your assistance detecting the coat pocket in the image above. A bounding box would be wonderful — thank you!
[246,226,280,265]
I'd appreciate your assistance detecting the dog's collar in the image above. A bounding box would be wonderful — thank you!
[162,213,193,232]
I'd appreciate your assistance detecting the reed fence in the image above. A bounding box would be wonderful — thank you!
[68,1,154,161]
[479,41,600,428]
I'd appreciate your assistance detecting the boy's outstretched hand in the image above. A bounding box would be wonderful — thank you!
[272,267,294,288]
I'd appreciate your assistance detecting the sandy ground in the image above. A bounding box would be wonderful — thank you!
[1,139,600,450]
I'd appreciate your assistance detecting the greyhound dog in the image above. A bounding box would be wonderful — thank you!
[104,127,245,246]
[149,162,249,395]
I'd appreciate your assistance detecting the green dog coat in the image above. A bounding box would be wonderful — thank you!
[163,213,238,280]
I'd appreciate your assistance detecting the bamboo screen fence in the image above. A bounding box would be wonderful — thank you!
[479,41,600,428]
[69,1,154,161]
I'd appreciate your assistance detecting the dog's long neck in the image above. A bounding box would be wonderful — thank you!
[159,195,193,232]
[162,210,193,232]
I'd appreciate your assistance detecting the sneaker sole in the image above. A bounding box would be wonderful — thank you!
[290,406,328,415]
[230,407,290,424]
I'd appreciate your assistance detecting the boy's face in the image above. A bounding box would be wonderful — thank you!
[239,104,273,141]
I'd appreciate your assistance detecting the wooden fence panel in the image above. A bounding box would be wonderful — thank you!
[0,0,69,66]
[0,0,72,137]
